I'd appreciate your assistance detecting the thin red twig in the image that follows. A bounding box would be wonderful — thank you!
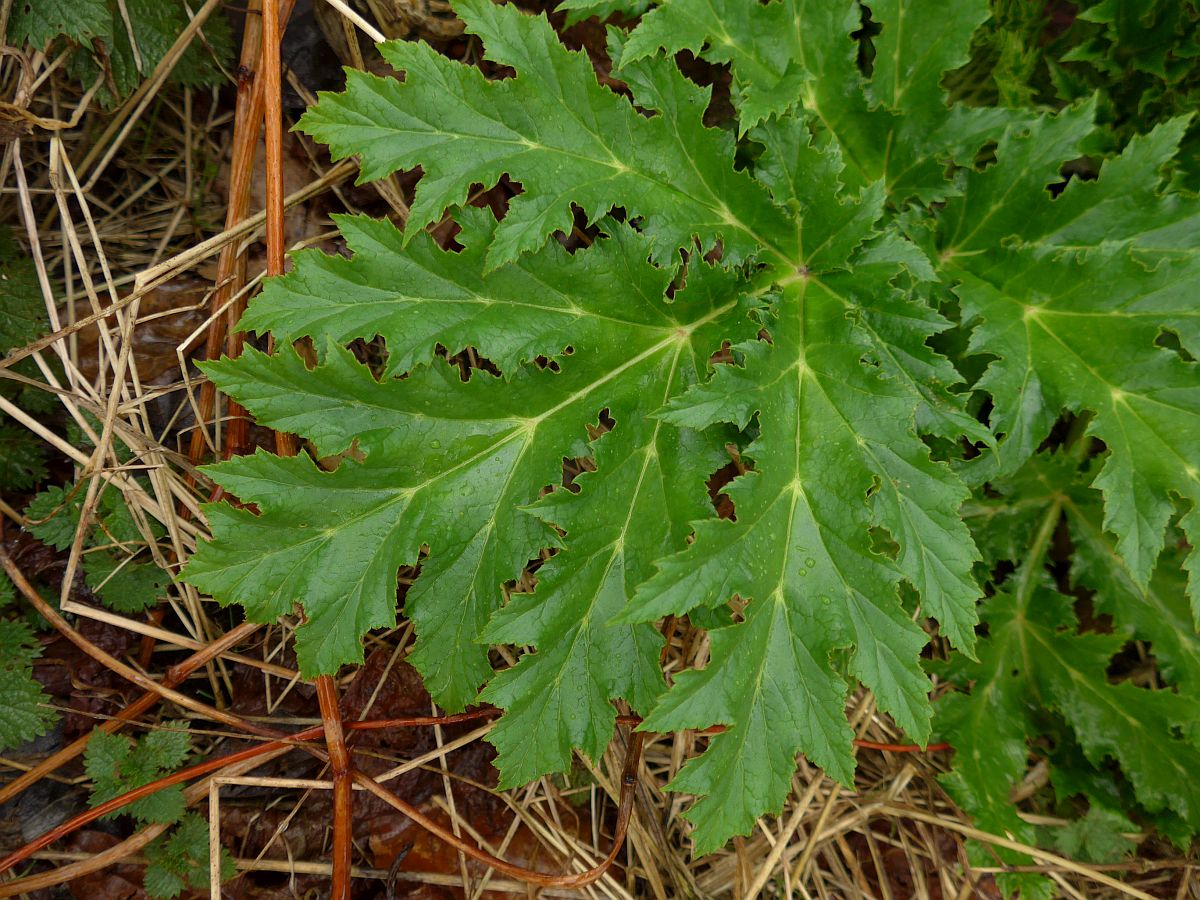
[261,0,286,284]
[184,0,297,473]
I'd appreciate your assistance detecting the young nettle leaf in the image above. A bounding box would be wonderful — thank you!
[0,229,47,355]
[8,0,232,103]
[85,723,192,824]
[143,814,235,900]
[104,0,234,99]
[5,0,109,48]
[1051,806,1139,865]
[0,619,55,752]
[83,552,170,613]
[0,425,48,491]
[25,481,146,552]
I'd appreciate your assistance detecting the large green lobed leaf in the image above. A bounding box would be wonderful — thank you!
[183,0,1200,866]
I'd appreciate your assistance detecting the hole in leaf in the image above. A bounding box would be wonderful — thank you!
[442,345,501,381]
[869,525,899,560]
[1156,327,1194,362]
[707,456,742,521]
[973,140,999,170]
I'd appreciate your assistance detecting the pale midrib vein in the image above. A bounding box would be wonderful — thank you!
[948,256,1196,319]
[554,342,687,677]
[805,285,974,597]
[773,288,893,609]
[280,292,681,331]
[269,298,743,561]
[381,120,788,261]
[1030,314,1200,426]
[1028,628,1190,768]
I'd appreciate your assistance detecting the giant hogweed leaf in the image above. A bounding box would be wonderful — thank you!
[478,268,739,783]
[628,272,975,852]
[754,115,987,445]
[945,462,1200,895]
[939,581,1200,885]
[952,247,1200,596]
[241,208,678,377]
[617,170,981,851]
[981,453,1200,697]
[298,0,789,269]
[842,0,1027,202]
[935,101,1199,265]
[557,0,651,26]
[621,0,842,129]
[183,0,1200,862]
[937,99,1100,258]
[969,452,1200,698]
[938,106,1200,603]
[754,115,984,638]
[623,0,1016,199]
[755,113,989,442]
[934,592,1046,900]
[1009,117,1200,258]
[185,219,751,723]
[1069,499,1200,696]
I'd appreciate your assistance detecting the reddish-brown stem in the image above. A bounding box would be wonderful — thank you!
[254,5,343,889]
[315,674,353,900]
[184,0,297,473]
[136,605,167,669]
[262,0,286,283]
[185,2,262,472]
